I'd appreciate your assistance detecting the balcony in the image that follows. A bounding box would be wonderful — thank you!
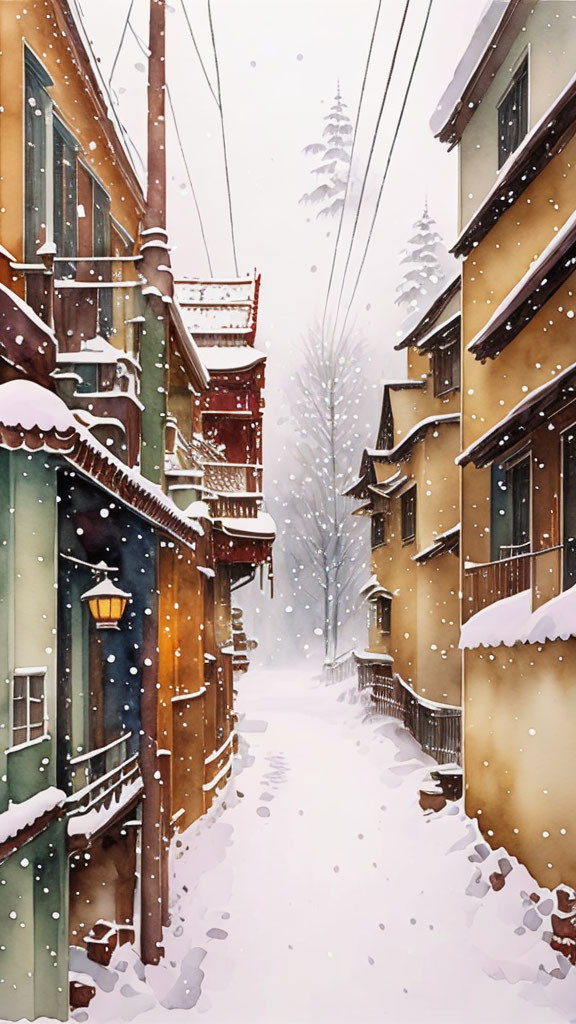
[65,734,142,847]
[463,545,562,620]
[202,461,263,518]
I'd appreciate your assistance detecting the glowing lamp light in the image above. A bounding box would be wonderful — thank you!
[80,575,132,630]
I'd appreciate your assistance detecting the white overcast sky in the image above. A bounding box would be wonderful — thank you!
[81,0,485,379]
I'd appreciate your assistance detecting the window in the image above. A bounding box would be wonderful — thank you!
[433,340,460,396]
[375,596,391,636]
[563,427,576,589]
[490,454,531,560]
[12,669,46,747]
[54,118,78,272]
[93,180,112,337]
[401,487,417,543]
[371,513,386,548]
[498,57,528,169]
[24,50,53,261]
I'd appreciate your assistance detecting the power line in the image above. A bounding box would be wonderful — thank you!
[320,0,383,352]
[207,0,239,276]
[337,0,435,344]
[166,82,214,276]
[179,0,220,109]
[329,0,412,348]
[108,0,135,98]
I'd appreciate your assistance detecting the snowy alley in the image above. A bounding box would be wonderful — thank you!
[62,670,576,1024]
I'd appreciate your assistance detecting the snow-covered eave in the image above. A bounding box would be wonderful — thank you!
[415,311,461,352]
[67,777,144,840]
[169,300,210,391]
[0,281,57,345]
[216,511,276,540]
[453,69,576,258]
[430,0,528,148]
[460,582,576,649]
[366,413,460,464]
[0,380,205,549]
[353,648,394,665]
[467,208,576,361]
[412,524,460,564]
[457,361,576,468]
[394,273,461,350]
[199,346,267,373]
[0,787,66,852]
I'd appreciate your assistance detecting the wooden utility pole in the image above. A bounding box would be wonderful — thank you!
[140,0,170,966]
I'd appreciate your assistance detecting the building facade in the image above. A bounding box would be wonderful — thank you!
[349,276,462,765]
[433,0,576,894]
[0,1,273,1018]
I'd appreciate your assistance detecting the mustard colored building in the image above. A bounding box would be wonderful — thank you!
[348,276,461,764]
[433,0,576,890]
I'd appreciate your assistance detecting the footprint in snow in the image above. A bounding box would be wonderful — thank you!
[257,806,270,818]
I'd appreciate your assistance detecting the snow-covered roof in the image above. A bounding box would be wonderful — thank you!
[467,211,576,361]
[353,648,394,665]
[460,582,576,649]
[0,282,56,344]
[458,361,576,468]
[359,574,392,601]
[367,413,460,464]
[175,277,259,338]
[430,1,525,148]
[415,311,461,352]
[453,69,576,258]
[0,380,205,548]
[0,378,77,434]
[200,346,266,372]
[0,787,65,847]
[217,512,276,539]
[395,273,461,351]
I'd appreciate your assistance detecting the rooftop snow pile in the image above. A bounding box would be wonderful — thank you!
[0,378,77,434]
[460,583,576,649]
[200,346,266,372]
[0,787,66,846]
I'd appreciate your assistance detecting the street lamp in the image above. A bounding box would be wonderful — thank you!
[79,562,131,630]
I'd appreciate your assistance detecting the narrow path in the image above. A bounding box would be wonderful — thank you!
[84,668,570,1024]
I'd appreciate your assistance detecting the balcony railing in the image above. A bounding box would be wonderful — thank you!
[65,749,142,833]
[202,462,263,518]
[369,672,461,766]
[68,733,133,795]
[463,545,563,620]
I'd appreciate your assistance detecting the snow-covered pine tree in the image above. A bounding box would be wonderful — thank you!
[395,202,446,316]
[299,84,353,220]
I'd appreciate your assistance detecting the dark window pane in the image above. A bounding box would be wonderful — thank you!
[498,59,529,168]
[93,182,112,337]
[54,122,78,274]
[25,72,48,261]
[371,513,385,548]
[563,430,576,589]
[401,487,416,542]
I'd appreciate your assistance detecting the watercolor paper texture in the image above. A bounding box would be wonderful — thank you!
[0,1,576,1022]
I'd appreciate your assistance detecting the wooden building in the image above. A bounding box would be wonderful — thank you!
[433,0,576,891]
[0,0,274,1018]
[348,276,462,764]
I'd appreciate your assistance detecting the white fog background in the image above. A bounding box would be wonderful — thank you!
[79,0,486,665]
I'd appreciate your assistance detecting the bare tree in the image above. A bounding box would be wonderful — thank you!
[288,325,369,664]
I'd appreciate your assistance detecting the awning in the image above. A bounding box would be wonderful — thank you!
[467,209,576,362]
[412,524,460,564]
[458,362,576,468]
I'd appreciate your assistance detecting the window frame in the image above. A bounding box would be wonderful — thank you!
[490,449,532,561]
[371,511,386,549]
[24,47,54,262]
[433,339,460,397]
[497,52,529,170]
[53,115,79,271]
[375,595,391,636]
[401,486,417,544]
[561,423,576,591]
[11,668,48,749]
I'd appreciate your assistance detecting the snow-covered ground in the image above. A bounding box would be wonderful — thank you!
[43,669,576,1022]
